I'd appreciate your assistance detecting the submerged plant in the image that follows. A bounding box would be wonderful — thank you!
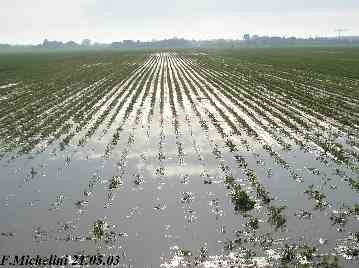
[225,139,237,152]
[282,143,292,151]
[348,178,359,191]
[281,244,296,264]
[91,219,118,244]
[108,175,123,190]
[305,184,328,209]
[353,232,359,243]
[30,167,37,179]
[199,245,208,260]
[246,217,259,230]
[268,205,287,230]
[235,155,248,168]
[133,174,144,185]
[93,220,107,240]
[299,245,317,262]
[155,167,165,176]
[255,184,272,204]
[351,204,359,216]
[230,184,255,212]
[224,174,235,188]
[176,249,192,257]
[181,192,194,204]
[223,239,240,251]
[315,255,340,268]
[330,210,348,230]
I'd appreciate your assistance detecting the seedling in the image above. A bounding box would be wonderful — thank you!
[305,185,328,209]
[230,184,255,212]
[176,249,192,257]
[246,217,259,230]
[224,174,235,188]
[268,205,287,230]
[93,220,107,240]
[108,176,123,190]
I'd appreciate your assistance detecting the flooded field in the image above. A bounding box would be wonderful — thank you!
[0,49,358,267]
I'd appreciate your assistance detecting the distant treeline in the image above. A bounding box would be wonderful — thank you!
[242,34,359,46]
[1,35,359,51]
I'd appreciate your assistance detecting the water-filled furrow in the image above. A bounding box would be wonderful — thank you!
[195,61,359,155]
[189,58,359,174]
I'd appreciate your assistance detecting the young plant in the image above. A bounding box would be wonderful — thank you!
[230,184,255,212]
[304,184,328,209]
[108,175,123,190]
[268,205,287,230]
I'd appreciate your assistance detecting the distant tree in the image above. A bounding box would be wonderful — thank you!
[42,39,63,48]
[65,41,79,48]
[243,34,251,41]
[81,39,91,46]
[43,39,49,46]
[122,40,136,48]
[111,42,123,48]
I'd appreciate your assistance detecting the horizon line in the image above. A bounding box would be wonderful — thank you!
[2,34,359,46]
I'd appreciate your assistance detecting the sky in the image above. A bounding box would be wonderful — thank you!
[1,0,358,44]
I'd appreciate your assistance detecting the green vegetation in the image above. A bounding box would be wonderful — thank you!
[93,219,107,240]
[245,217,259,230]
[230,184,256,212]
[203,47,359,79]
[304,185,328,209]
[176,249,192,257]
[108,176,123,190]
[268,205,287,230]
[0,50,147,155]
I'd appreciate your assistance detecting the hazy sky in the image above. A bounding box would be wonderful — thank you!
[1,0,358,44]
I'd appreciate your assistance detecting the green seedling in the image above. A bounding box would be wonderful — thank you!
[230,184,255,212]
